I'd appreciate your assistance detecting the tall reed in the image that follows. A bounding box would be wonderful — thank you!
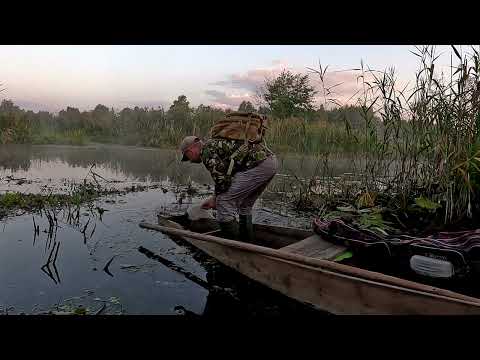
[303,45,480,225]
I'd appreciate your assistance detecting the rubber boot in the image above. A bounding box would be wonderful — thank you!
[239,214,255,243]
[218,219,239,241]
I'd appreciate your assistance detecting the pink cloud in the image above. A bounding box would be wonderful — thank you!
[209,61,384,109]
[205,90,254,110]
[210,60,293,93]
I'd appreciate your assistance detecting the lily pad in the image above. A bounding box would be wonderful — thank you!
[109,297,121,305]
[415,196,441,211]
[356,213,395,234]
[73,307,87,315]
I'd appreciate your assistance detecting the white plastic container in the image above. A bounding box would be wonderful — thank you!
[409,255,455,279]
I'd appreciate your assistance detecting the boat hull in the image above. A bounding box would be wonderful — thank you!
[155,217,480,314]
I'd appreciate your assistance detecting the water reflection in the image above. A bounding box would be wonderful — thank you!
[0,144,355,315]
[0,144,212,185]
[1,191,212,315]
[138,243,325,317]
[0,144,398,189]
[40,242,61,285]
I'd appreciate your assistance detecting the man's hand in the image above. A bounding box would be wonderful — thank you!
[201,196,216,210]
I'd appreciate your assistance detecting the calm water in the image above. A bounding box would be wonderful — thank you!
[0,144,370,193]
[0,144,352,316]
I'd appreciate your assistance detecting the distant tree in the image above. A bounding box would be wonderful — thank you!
[196,104,209,112]
[37,111,53,123]
[237,101,256,113]
[0,99,21,113]
[194,104,226,136]
[165,95,194,134]
[257,106,270,115]
[92,104,114,132]
[93,104,109,114]
[195,104,224,116]
[260,70,317,118]
[168,95,191,115]
[58,106,83,130]
[167,95,192,124]
[0,100,30,143]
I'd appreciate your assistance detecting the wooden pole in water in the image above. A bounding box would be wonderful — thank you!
[139,221,480,306]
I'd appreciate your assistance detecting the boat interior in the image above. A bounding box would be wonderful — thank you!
[162,213,345,258]
[159,213,480,299]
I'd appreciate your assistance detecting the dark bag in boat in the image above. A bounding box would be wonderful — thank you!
[312,218,404,261]
[313,218,479,280]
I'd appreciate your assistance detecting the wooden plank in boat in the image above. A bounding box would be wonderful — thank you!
[254,223,311,239]
[279,234,347,260]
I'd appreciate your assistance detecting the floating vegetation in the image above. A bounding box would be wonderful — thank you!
[0,164,173,221]
[30,292,125,315]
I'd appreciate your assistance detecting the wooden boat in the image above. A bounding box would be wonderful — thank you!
[139,215,480,315]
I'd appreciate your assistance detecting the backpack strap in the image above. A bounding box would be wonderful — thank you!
[226,113,252,176]
[244,113,252,145]
[226,143,248,176]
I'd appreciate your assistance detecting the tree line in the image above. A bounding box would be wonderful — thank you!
[0,69,375,148]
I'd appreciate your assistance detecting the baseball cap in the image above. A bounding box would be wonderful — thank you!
[180,136,199,161]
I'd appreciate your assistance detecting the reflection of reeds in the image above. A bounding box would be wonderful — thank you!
[81,217,90,244]
[32,216,40,245]
[32,182,100,284]
[41,236,61,284]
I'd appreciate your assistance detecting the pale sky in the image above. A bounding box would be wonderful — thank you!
[0,45,472,113]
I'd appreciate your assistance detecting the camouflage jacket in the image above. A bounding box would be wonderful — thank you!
[201,138,274,195]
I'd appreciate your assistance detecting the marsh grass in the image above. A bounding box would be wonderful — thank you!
[266,118,361,154]
[283,45,480,228]
[32,129,87,146]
